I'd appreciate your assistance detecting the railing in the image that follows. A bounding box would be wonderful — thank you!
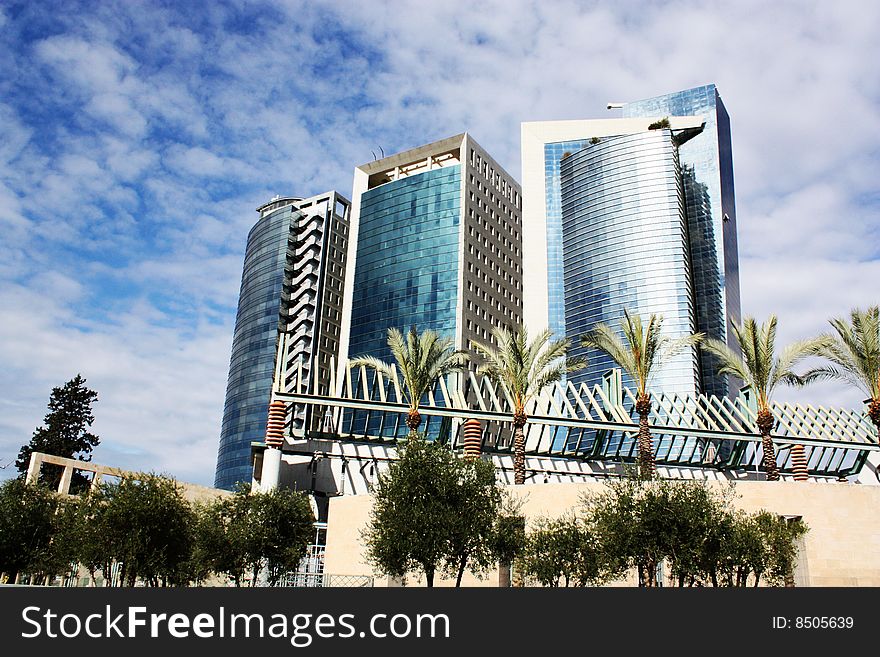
[276,573,374,587]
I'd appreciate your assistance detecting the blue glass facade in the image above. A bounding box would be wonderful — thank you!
[347,166,461,363]
[544,139,588,338]
[215,205,293,489]
[560,131,700,396]
[623,84,741,397]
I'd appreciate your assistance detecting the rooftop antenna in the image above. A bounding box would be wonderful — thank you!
[371,150,377,161]
[379,145,385,158]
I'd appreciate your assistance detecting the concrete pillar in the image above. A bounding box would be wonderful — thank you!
[260,448,282,492]
[25,452,42,486]
[262,398,286,491]
[58,465,73,495]
[462,419,482,458]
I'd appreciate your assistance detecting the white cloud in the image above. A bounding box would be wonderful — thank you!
[0,283,231,485]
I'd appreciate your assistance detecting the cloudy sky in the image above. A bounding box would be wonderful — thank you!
[1,0,877,486]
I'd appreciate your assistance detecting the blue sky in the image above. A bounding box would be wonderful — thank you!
[1,0,878,485]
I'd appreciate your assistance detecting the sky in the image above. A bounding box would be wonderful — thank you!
[0,0,878,486]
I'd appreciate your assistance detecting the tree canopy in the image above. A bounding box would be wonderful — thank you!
[581,477,808,587]
[15,374,99,491]
[194,485,315,586]
[363,435,502,586]
[0,478,60,582]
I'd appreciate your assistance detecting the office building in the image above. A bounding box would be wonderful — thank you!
[622,84,741,397]
[521,84,741,397]
[214,192,351,490]
[560,127,701,394]
[341,133,523,371]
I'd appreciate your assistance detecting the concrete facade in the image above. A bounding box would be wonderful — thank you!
[26,452,229,503]
[324,479,880,587]
[277,192,351,433]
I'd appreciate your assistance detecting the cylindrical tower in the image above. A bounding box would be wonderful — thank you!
[214,199,299,490]
[560,130,700,397]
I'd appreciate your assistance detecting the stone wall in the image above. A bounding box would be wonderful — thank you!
[324,480,880,587]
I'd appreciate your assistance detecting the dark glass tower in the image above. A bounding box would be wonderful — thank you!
[623,84,742,397]
[215,193,351,490]
[215,200,294,489]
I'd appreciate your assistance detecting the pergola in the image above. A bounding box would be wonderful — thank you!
[272,357,878,480]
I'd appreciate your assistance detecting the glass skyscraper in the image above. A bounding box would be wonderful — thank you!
[560,130,700,394]
[215,192,351,490]
[215,200,294,489]
[521,84,741,398]
[622,84,741,397]
[347,166,461,363]
[340,133,523,439]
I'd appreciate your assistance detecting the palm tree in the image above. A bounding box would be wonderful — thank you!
[581,310,703,479]
[809,306,880,444]
[701,315,823,481]
[349,327,469,437]
[472,327,585,485]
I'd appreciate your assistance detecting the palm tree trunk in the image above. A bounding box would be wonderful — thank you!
[635,394,655,479]
[756,409,779,481]
[513,411,527,485]
[868,398,880,445]
[406,408,421,436]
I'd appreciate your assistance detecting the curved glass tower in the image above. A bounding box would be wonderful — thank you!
[560,130,700,394]
[522,84,741,399]
[215,193,351,490]
[623,84,740,398]
[215,200,294,489]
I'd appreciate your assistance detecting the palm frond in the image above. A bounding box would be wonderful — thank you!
[799,364,863,390]
[354,326,467,410]
[581,310,700,396]
[581,322,638,382]
[475,325,581,412]
[662,332,705,360]
[531,362,570,397]
[701,338,752,385]
[348,356,395,379]
[769,336,826,394]
[818,307,880,399]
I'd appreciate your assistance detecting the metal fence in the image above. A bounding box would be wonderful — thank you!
[276,572,374,587]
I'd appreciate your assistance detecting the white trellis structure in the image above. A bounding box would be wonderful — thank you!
[267,336,878,480]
